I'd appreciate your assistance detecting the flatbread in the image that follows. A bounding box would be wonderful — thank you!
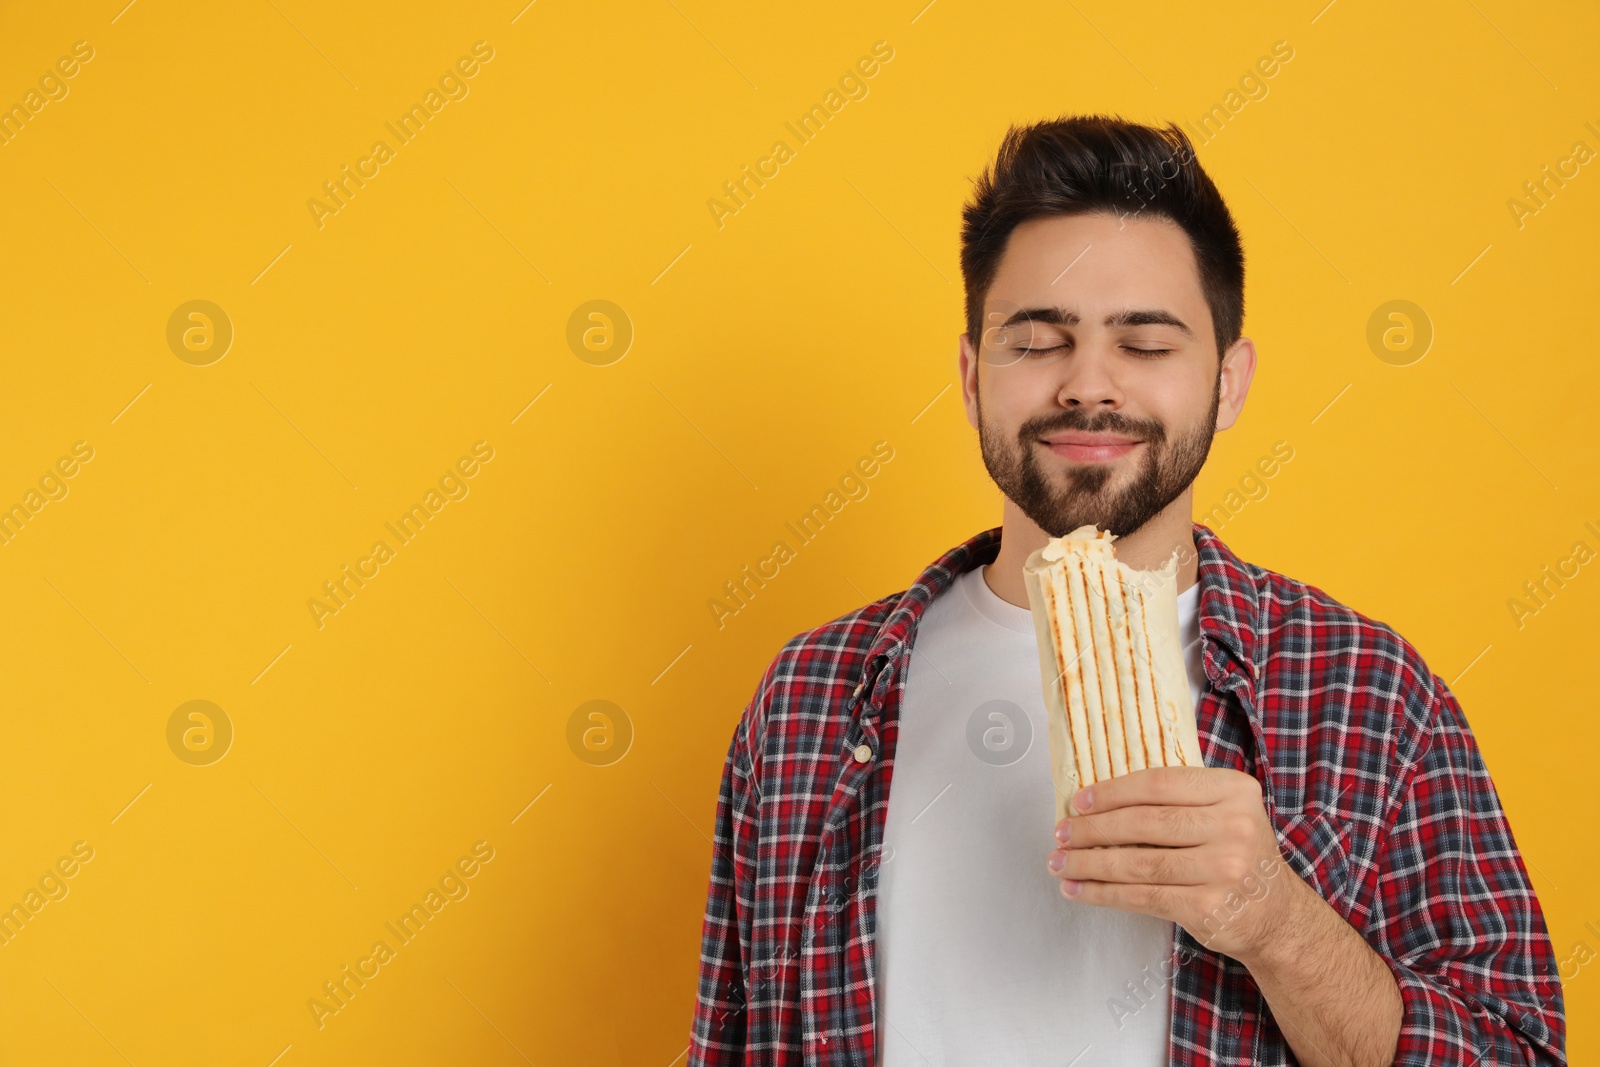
[1023,525,1203,824]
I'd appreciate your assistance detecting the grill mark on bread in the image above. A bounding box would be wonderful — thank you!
[1091,560,1131,776]
[1114,576,1150,770]
[1052,558,1092,790]
[1070,554,1111,784]
[1047,571,1075,790]
[1136,583,1170,763]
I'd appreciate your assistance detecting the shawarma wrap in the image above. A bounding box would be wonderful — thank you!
[1022,525,1203,824]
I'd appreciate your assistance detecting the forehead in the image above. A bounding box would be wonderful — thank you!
[987,211,1208,324]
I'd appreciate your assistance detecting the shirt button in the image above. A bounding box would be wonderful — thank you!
[853,743,873,763]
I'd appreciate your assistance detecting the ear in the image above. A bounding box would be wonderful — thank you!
[1215,335,1256,433]
[958,332,981,431]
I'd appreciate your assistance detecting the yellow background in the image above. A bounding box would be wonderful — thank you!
[0,0,1595,1063]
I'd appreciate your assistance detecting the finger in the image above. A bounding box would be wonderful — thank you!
[1060,877,1175,919]
[1074,765,1252,814]
[1057,804,1214,850]
[1048,844,1207,886]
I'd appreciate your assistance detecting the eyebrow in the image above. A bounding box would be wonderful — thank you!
[997,305,1195,340]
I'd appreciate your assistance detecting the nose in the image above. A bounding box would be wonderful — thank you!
[1054,341,1124,412]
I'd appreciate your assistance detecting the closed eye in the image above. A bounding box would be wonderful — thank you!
[1015,345,1173,357]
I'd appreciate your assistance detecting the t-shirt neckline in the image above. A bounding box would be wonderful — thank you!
[963,563,1201,638]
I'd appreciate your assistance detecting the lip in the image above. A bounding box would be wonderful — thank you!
[1040,435,1141,463]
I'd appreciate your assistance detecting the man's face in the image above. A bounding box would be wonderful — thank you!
[960,211,1233,539]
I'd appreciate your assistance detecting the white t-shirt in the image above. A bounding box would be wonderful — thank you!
[874,562,1204,1066]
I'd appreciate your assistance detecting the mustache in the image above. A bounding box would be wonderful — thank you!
[1024,409,1166,443]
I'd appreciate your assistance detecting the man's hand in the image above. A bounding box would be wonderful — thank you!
[1044,764,1315,964]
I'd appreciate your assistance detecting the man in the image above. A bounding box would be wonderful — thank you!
[688,114,1565,1066]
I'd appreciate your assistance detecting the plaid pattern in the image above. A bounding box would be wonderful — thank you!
[689,522,1566,1065]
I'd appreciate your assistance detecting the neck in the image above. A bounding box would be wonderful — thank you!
[981,489,1200,610]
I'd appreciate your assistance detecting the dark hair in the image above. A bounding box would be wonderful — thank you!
[960,113,1245,361]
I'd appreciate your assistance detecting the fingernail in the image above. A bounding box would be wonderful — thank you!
[1048,852,1064,872]
[1074,788,1093,811]
[1063,879,1082,896]
[1055,822,1071,843]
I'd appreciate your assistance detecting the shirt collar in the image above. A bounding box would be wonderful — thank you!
[1190,521,1262,695]
[857,521,1261,704]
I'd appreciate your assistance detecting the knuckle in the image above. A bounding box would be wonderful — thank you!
[1138,851,1172,883]
[1169,804,1205,839]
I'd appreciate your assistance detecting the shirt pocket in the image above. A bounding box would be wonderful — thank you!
[1271,807,1352,918]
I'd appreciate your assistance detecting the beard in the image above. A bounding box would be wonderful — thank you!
[977,374,1220,539]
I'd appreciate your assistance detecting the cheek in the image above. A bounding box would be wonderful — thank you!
[987,396,1045,445]
[986,365,1063,419]
[1136,364,1214,430]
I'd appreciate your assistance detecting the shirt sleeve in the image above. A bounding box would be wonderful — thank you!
[1369,674,1566,1065]
[688,708,762,1066]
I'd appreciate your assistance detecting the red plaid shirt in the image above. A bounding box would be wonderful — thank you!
[689,522,1565,1065]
